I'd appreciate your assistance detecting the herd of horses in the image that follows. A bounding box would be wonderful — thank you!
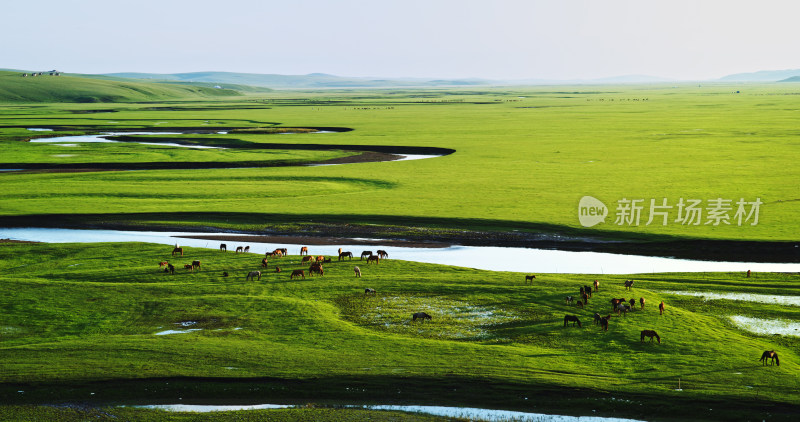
[562,278,666,344]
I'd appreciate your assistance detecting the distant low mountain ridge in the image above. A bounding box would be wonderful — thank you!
[778,76,800,83]
[719,69,800,82]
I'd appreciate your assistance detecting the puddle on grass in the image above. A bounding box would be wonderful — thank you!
[154,329,203,336]
[662,291,800,306]
[134,403,645,421]
[729,315,800,336]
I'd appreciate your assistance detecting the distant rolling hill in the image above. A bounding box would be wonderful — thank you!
[778,75,800,83]
[0,70,253,103]
[102,71,493,88]
[719,69,800,82]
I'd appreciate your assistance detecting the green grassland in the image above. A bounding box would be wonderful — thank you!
[0,71,246,103]
[0,241,798,420]
[1,83,798,243]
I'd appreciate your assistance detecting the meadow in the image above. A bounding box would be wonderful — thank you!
[1,83,799,244]
[0,241,798,420]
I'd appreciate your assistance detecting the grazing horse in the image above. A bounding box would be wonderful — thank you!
[412,312,432,322]
[236,246,244,254]
[629,298,636,309]
[593,279,599,292]
[300,246,308,256]
[640,297,645,309]
[617,303,631,316]
[377,250,389,259]
[354,266,362,277]
[316,255,325,262]
[360,251,373,260]
[301,256,315,264]
[278,248,288,255]
[583,285,593,298]
[593,312,602,325]
[191,260,201,270]
[246,271,261,281]
[624,280,634,290]
[222,271,229,277]
[576,300,584,309]
[760,350,780,366]
[183,264,194,271]
[172,247,183,256]
[261,258,269,268]
[525,275,536,283]
[565,296,574,305]
[364,288,376,295]
[159,261,168,268]
[600,316,610,331]
[581,292,589,305]
[367,255,380,264]
[659,301,665,315]
[167,263,175,274]
[275,267,281,273]
[290,269,305,280]
[339,251,353,260]
[564,315,582,327]
[309,263,323,276]
[641,330,661,343]
[338,248,342,256]
[220,244,227,252]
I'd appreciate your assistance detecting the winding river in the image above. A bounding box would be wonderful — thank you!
[2,228,798,274]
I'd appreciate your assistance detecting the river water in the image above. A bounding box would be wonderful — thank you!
[1,228,797,274]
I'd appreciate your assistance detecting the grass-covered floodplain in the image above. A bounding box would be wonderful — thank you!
[0,84,799,244]
[1,241,799,421]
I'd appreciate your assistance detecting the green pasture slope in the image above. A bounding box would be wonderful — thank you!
[0,242,799,420]
[0,83,798,245]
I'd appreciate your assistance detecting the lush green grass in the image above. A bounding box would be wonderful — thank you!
[0,84,797,242]
[0,71,243,102]
[1,241,798,420]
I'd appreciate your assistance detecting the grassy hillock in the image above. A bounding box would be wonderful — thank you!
[0,241,798,420]
[0,71,243,103]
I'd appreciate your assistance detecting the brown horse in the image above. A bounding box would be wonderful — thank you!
[525,275,536,283]
[183,264,194,271]
[301,256,315,264]
[300,246,308,256]
[413,312,432,322]
[564,315,582,327]
[309,263,323,276]
[593,279,599,292]
[639,297,645,309]
[235,246,244,254]
[246,271,261,281]
[172,247,183,256]
[600,316,610,331]
[641,330,661,343]
[316,255,325,262]
[377,250,389,259]
[367,255,380,264]
[760,350,780,366]
[261,258,269,268]
[360,251,373,260]
[191,260,201,270]
[159,261,168,268]
[624,279,634,290]
[339,251,353,260]
[166,263,175,274]
[220,244,227,252]
[659,301,665,315]
[290,269,305,280]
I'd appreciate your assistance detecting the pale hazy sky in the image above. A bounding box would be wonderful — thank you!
[4,0,800,80]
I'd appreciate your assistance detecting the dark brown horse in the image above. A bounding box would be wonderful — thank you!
[377,250,389,259]
[624,279,634,290]
[525,275,536,283]
[290,269,305,280]
[564,315,582,327]
[640,297,645,309]
[413,312,432,322]
[641,330,661,343]
[600,315,610,331]
[367,255,380,264]
[659,301,665,315]
[191,260,201,270]
[172,247,183,256]
[360,251,373,260]
[593,279,599,292]
[261,258,269,268]
[339,251,353,260]
[220,243,227,252]
[760,350,780,366]
[236,246,244,254]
